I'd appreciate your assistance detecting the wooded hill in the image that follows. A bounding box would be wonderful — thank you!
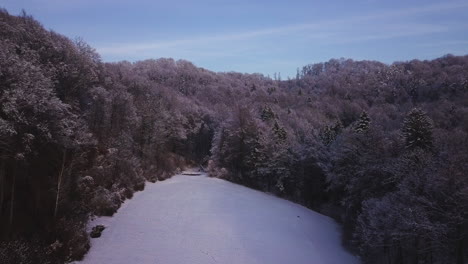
[1,9,467,264]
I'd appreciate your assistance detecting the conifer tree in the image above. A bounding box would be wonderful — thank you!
[273,121,287,142]
[355,111,371,133]
[402,108,434,151]
[260,106,275,121]
[320,120,343,145]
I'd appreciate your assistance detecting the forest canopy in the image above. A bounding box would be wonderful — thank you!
[0,9,467,264]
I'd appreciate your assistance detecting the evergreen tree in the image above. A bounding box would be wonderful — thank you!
[251,84,256,91]
[320,120,342,145]
[260,106,275,121]
[402,108,434,151]
[355,111,371,133]
[273,121,287,142]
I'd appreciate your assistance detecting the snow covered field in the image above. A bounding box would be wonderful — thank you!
[78,174,360,264]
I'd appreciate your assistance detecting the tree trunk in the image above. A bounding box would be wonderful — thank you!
[0,154,5,214]
[425,240,433,264]
[396,242,403,264]
[384,245,391,264]
[9,160,16,226]
[457,229,464,264]
[53,150,67,220]
[414,237,419,264]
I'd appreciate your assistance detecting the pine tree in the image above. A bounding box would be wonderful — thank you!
[320,120,342,145]
[402,108,433,151]
[260,106,275,121]
[273,121,287,142]
[355,111,371,133]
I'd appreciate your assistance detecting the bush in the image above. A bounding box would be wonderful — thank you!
[55,218,90,262]
[0,239,50,264]
[90,187,122,216]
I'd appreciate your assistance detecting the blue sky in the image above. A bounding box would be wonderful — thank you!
[2,0,468,78]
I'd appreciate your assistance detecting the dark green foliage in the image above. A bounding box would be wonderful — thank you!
[402,108,434,151]
[320,121,343,145]
[354,111,371,133]
[90,225,105,238]
[260,106,275,121]
[272,121,287,142]
[267,86,276,95]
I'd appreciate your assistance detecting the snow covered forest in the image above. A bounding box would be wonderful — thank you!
[1,9,468,264]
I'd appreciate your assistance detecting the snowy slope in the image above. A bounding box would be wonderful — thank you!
[78,174,360,264]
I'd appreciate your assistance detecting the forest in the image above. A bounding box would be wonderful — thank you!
[0,9,467,264]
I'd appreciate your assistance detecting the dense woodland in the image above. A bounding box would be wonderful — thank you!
[1,10,467,264]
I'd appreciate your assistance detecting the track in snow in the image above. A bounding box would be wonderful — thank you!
[78,174,360,264]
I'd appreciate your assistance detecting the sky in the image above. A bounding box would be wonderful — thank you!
[2,0,468,78]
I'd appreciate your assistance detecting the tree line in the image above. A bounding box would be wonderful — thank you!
[1,9,467,264]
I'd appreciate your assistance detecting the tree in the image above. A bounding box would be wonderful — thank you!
[319,121,342,146]
[354,111,371,133]
[210,106,260,184]
[272,121,287,142]
[2,8,468,264]
[260,106,275,121]
[402,108,434,151]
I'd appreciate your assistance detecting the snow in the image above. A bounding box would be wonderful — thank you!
[77,174,360,264]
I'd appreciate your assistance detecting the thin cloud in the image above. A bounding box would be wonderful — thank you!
[326,24,451,45]
[97,1,468,56]
[417,40,468,47]
[354,1,468,22]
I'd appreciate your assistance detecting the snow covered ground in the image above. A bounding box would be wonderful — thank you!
[77,174,360,264]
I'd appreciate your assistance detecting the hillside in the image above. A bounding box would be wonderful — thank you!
[0,9,467,264]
